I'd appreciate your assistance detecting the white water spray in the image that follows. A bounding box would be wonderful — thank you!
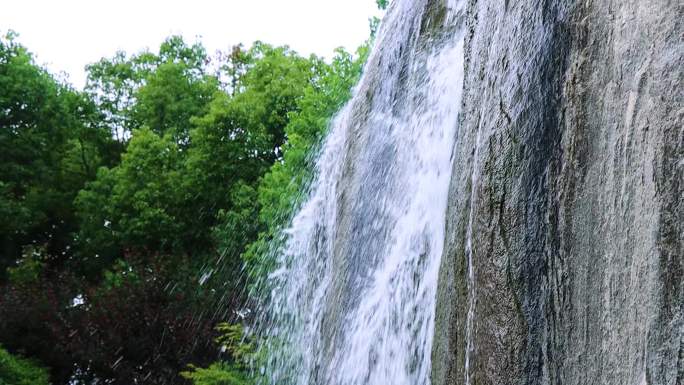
[260,1,466,384]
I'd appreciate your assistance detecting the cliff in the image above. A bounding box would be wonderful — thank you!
[433,0,683,384]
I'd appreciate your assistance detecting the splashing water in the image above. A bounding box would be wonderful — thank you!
[259,1,466,384]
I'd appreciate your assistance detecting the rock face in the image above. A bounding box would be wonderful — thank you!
[433,0,682,384]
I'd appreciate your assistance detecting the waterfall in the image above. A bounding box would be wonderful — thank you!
[258,0,466,384]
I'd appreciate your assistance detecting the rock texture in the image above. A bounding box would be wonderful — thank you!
[433,0,683,384]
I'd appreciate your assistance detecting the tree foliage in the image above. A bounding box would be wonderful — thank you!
[0,14,373,383]
[242,45,369,284]
[180,323,256,385]
[0,345,49,385]
[0,31,118,279]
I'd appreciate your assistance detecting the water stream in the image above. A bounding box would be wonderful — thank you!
[259,1,466,384]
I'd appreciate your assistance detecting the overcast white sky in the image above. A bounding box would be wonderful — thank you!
[1,0,381,89]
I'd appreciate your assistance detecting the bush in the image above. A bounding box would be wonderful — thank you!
[0,346,49,385]
[181,363,251,385]
[181,323,257,385]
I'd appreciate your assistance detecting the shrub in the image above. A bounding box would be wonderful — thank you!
[0,346,49,385]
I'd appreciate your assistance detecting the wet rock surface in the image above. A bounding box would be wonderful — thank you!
[433,0,682,384]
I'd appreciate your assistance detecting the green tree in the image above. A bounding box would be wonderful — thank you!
[181,324,256,385]
[183,43,319,240]
[181,363,251,385]
[231,43,323,160]
[85,35,211,142]
[0,346,49,385]
[242,45,369,282]
[132,61,218,145]
[1,26,372,384]
[75,128,184,272]
[0,31,116,278]
[77,41,324,271]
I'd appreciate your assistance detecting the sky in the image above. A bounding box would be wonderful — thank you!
[0,0,381,89]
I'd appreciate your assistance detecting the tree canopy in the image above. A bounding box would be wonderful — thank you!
[0,24,372,384]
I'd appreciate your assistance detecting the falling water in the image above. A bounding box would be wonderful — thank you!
[259,1,466,384]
